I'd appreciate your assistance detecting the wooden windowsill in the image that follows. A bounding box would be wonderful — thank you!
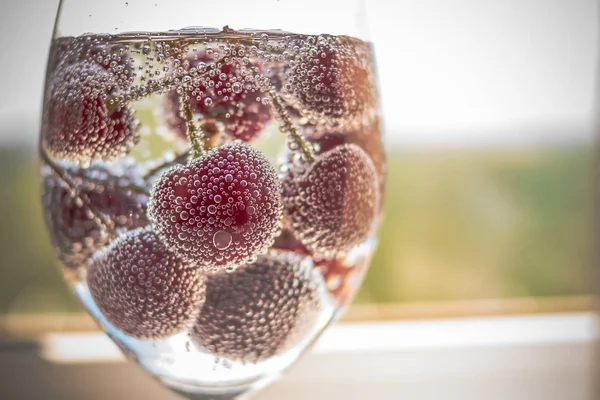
[0,295,595,340]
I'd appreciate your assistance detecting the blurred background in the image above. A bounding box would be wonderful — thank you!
[0,0,595,315]
[0,0,598,399]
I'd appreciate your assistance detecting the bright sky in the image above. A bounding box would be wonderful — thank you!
[0,0,597,147]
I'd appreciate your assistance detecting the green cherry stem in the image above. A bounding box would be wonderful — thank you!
[180,93,205,159]
[143,150,191,179]
[266,88,315,163]
[236,57,314,163]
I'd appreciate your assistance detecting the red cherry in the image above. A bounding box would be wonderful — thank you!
[318,256,369,306]
[41,163,149,269]
[191,250,322,363]
[87,227,205,340]
[42,61,139,163]
[286,35,374,121]
[309,122,386,211]
[163,52,271,142]
[272,229,310,256]
[148,142,283,271]
[282,143,378,256]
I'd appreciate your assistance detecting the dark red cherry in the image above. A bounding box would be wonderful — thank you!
[285,35,374,121]
[282,143,378,256]
[163,51,271,142]
[148,142,282,271]
[42,61,139,163]
[304,120,386,212]
[272,229,311,256]
[191,250,322,363]
[87,227,205,340]
[41,162,149,269]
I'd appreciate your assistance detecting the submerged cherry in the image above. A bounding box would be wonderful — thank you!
[307,121,386,210]
[43,61,139,163]
[148,142,282,271]
[191,250,322,363]
[282,143,378,256]
[286,35,374,121]
[87,227,205,340]
[163,51,271,142]
[41,163,149,269]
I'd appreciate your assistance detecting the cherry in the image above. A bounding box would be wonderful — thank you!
[163,51,271,142]
[41,162,149,269]
[148,142,283,271]
[163,91,227,145]
[87,227,205,340]
[282,143,378,256]
[285,35,374,121]
[303,121,386,212]
[311,124,384,171]
[318,255,370,306]
[272,228,310,256]
[191,250,322,363]
[42,61,139,163]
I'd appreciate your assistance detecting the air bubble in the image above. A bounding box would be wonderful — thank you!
[231,82,243,94]
[213,230,232,250]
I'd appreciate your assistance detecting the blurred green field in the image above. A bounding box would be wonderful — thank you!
[0,144,593,314]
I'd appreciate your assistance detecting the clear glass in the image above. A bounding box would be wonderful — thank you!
[39,0,383,399]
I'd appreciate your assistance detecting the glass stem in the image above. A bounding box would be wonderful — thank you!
[184,394,252,400]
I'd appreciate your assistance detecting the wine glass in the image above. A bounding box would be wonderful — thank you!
[39,0,384,398]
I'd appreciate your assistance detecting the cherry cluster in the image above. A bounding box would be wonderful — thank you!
[43,34,381,352]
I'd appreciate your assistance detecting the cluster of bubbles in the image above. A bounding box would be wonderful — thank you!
[41,29,383,364]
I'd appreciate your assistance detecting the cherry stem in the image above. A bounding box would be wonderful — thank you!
[39,147,117,240]
[75,175,150,197]
[180,93,206,159]
[144,150,191,179]
[234,57,314,162]
[266,88,315,163]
